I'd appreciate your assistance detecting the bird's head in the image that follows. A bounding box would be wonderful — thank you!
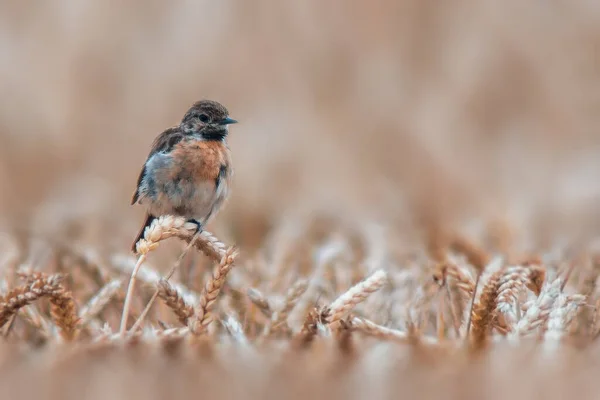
[181,100,237,141]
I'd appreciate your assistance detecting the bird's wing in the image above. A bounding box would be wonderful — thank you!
[131,126,185,205]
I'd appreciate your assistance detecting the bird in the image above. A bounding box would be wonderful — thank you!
[130,99,237,253]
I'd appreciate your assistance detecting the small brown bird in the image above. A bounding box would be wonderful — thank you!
[130,100,237,252]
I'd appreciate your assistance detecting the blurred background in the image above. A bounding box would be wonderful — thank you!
[0,0,599,258]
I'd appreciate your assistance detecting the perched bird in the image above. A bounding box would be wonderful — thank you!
[130,100,237,252]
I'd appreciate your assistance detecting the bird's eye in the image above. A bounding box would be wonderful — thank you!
[198,114,209,123]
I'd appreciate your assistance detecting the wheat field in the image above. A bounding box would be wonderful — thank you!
[1,1,600,399]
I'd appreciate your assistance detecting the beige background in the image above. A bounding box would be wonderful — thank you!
[0,1,598,255]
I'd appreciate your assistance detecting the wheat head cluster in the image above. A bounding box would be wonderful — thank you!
[1,210,599,398]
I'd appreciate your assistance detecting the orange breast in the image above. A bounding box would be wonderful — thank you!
[170,140,230,184]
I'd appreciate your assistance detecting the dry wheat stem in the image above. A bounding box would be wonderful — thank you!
[325,269,387,327]
[119,253,147,335]
[190,247,239,335]
[111,255,198,304]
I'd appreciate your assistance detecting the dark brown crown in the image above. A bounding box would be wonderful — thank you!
[182,100,229,123]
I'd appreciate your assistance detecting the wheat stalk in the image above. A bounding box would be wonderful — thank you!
[111,255,198,304]
[119,253,148,335]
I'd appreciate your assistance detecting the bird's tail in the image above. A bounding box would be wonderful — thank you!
[131,213,156,253]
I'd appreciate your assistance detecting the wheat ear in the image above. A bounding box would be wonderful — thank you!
[265,279,308,335]
[0,275,63,327]
[157,279,195,326]
[545,294,586,341]
[48,281,80,341]
[0,274,80,340]
[135,215,227,262]
[324,270,387,327]
[512,278,562,337]
[190,247,239,335]
[470,269,504,347]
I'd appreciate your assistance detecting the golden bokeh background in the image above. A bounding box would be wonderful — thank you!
[0,0,599,255]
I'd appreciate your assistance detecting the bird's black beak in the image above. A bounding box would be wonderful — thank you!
[219,117,238,125]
